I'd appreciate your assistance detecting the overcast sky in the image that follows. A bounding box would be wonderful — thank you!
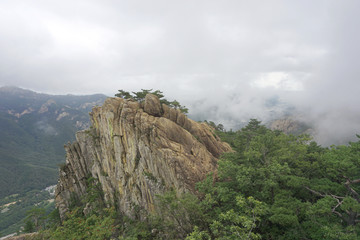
[1,0,359,145]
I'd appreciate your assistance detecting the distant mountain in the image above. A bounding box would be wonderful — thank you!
[268,117,315,136]
[0,86,107,198]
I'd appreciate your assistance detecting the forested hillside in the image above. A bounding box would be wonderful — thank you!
[192,119,360,239]
[0,86,106,198]
[32,119,359,239]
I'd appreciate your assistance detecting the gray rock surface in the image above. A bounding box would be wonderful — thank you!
[55,94,231,219]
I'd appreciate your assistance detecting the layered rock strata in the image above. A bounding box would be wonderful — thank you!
[55,94,231,218]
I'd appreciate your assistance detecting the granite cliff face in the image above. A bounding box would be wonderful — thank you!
[55,94,231,218]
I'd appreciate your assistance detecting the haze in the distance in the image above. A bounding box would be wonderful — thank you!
[0,0,359,145]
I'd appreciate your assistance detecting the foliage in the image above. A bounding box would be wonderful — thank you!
[83,176,105,211]
[24,208,46,232]
[116,191,206,239]
[143,171,158,183]
[155,191,207,239]
[45,207,117,240]
[186,195,265,240]
[115,89,189,113]
[32,176,113,239]
[203,120,225,132]
[189,119,360,239]
[0,188,55,237]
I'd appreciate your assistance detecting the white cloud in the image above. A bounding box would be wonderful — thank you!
[0,0,360,145]
[251,72,304,91]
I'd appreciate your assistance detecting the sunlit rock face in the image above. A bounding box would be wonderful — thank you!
[55,94,231,219]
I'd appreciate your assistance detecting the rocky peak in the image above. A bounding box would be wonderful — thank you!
[270,117,314,136]
[143,93,162,117]
[55,94,231,219]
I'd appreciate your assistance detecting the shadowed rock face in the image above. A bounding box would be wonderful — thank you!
[55,94,231,219]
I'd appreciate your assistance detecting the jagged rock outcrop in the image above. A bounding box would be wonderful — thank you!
[55,94,231,219]
[270,117,314,136]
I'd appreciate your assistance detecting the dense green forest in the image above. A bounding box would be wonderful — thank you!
[0,87,106,198]
[31,119,359,239]
[0,188,55,237]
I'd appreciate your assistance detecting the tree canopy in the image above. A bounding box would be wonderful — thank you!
[188,119,360,239]
[115,89,188,113]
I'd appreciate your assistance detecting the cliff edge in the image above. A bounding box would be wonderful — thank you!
[55,94,231,219]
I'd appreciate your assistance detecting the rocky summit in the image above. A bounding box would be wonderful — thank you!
[55,94,231,219]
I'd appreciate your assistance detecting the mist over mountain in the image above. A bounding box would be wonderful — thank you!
[186,90,359,147]
[0,86,106,198]
[1,0,360,147]
[0,84,357,198]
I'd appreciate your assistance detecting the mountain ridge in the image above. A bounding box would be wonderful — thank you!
[0,86,107,198]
